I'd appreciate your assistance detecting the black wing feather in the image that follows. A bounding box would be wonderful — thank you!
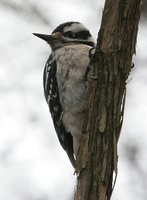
[43,54,75,167]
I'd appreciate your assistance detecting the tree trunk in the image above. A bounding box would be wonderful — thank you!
[75,0,141,199]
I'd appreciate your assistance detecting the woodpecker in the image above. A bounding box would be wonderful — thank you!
[33,22,95,167]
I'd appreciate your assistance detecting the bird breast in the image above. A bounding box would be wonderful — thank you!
[54,44,91,114]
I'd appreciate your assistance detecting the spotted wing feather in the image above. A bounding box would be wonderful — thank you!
[43,54,75,167]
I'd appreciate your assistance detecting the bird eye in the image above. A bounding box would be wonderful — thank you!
[64,31,76,38]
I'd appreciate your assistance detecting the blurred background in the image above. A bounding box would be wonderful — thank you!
[0,0,147,199]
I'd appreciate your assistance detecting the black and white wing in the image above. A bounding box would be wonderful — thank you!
[43,54,75,167]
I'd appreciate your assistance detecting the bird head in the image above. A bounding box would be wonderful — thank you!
[33,21,95,50]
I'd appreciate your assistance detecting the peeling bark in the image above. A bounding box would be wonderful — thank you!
[75,0,141,199]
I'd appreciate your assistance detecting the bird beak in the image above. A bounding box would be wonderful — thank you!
[33,33,52,42]
[33,32,64,50]
[33,32,63,42]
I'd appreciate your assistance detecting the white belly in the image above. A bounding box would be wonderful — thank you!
[54,44,91,155]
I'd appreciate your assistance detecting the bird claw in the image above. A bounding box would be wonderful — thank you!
[89,47,96,59]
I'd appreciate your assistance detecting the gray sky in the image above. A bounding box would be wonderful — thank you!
[0,0,147,199]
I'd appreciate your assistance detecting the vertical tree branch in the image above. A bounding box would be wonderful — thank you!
[75,0,141,199]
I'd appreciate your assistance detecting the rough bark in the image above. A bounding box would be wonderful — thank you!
[75,0,141,200]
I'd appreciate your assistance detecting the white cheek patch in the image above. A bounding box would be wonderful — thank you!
[87,36,95,43]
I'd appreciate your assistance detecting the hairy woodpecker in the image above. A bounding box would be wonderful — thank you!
[33,22,95,167]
